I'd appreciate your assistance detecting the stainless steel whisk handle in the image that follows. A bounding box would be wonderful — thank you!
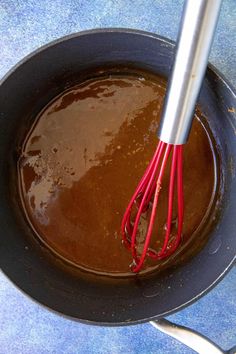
[158,0,222,145]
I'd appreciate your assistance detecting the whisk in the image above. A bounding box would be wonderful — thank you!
[121,0,222,273]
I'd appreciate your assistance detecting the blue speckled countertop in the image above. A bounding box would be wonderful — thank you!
[0,1,235,353]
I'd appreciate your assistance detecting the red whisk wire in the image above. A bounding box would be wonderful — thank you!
[121,141,184,273]
[121,142,163,248]
[130,142,168,259]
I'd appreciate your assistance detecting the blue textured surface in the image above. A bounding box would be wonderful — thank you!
[0,1,235,353]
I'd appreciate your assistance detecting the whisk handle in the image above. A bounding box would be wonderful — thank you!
[158,0,222,145]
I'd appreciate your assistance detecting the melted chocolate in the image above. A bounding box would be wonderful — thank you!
[18,70,216,276]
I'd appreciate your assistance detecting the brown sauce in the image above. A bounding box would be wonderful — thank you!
[18,69,216,276]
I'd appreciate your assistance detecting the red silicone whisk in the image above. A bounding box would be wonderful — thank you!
[121,0,222,272]
[121,142,183,272]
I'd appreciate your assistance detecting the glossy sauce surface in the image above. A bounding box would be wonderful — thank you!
[18,70,216,276]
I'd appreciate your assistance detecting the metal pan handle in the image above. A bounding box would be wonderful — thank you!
[150,319,236,354]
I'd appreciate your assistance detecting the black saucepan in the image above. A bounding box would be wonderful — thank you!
[0,29,235,327]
